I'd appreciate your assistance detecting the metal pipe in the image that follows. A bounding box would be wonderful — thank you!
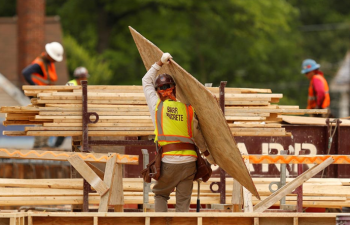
[219,81,227,204]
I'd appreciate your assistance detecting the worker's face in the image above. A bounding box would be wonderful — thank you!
[304,70,315,80]
[46,53,56,62]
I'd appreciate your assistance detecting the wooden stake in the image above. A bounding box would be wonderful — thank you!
[98,154,117,212]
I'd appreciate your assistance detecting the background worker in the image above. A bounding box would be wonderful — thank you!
[22,42,64,149]
[66,66,89,86]
[142,52,216,212]
[22,42,64,86]
[301,59,331,116]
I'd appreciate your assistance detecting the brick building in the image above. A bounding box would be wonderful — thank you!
[0,0,68,117]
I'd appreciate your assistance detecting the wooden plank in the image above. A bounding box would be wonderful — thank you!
[0,187,84,196]
[0,149,139,165]
[0,178,83,189]
[109,163,124,207]
[86,162,105,180]
[129,26,259,198]
[3,131,26,136]
[39,111,150,116]
[243,157,253,212]
[231,178,242,212]
[253,157,334,212]
[43,123,153,127]
[26,130,153,136]
[25,126,154,131]
[282,115,350,126]
[35,115,151,120]
[68,155,109,196]
[98,154,117,212]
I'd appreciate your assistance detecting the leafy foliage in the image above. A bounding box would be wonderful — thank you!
[63,35,113,84]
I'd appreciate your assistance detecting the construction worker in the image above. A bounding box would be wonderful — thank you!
[22,42,64,149]
[66,67,89,86]
[22,42,64,86]
[301,59,331,115]
[142,52,216,212]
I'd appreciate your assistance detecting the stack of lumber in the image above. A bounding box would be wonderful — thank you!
[1,85,327,137]
[0,178,347,208]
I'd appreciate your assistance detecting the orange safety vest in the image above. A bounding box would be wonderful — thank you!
[155,99,197,158]
[307,74,330,109]
[31,53,58,86]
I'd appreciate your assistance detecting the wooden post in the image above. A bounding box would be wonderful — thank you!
[68,155,109,196]
[93,217,98,225]
[110,163,124,212]
[253,157,334,212]
[243,157,253,212]
[98,154,117,212]
[231,179,242,212]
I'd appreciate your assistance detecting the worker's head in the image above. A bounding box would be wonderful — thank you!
[155,74,176,101]
[73,67,89,85]
[301,59,320,80]
[45,42,64,62]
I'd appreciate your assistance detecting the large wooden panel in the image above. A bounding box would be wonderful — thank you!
[129,26,259,198]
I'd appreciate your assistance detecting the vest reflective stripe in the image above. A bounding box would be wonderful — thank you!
[307,74,330,109]
[154,99,196,158]
[31,54,58,86]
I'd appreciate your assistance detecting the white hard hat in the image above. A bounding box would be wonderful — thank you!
[74,67,89,78]
[45,42,64,62]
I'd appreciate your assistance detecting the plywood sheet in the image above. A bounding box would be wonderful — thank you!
[281,115,350,126]
[129,26,259,198]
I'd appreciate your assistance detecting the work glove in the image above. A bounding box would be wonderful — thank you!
[206,154,216,166]
[161,53,173,64]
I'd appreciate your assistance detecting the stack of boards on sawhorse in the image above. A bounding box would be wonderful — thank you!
[1,85,327,138]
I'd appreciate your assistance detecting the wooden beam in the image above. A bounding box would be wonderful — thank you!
[109,163,124,211]
[0,149,139,165]
[253,157,334,212]
[68,155,109,196]
[98,154,117,212]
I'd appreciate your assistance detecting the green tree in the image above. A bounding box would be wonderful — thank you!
[63,35,113,84]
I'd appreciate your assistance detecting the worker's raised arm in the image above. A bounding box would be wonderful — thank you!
[142,53,173,124]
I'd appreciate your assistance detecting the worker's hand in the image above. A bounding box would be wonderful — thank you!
[206,154,216,166]
[161,53,173,64]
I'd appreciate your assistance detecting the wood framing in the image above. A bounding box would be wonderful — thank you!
[253,157,335,212]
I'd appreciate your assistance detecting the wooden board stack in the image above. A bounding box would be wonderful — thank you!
[1,85,327,137]
[0,178,347,208]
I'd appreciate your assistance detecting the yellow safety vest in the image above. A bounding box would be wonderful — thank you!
[67,79,78,86]
[154,99,197,158]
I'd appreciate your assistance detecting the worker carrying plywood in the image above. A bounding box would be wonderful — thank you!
[301,59,331,114]
[142,52,216,212]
